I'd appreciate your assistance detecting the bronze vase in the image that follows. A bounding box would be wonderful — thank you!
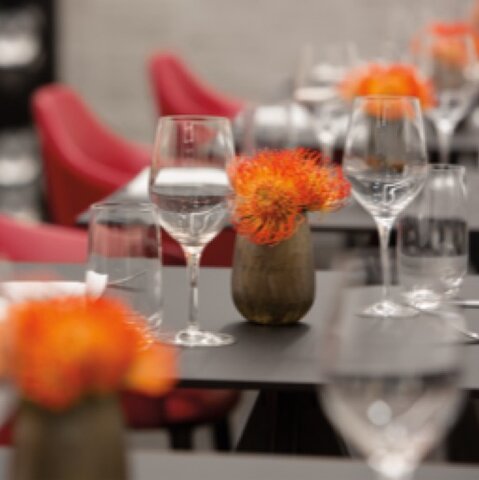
[231,219,315,325]
[12,395,127,480]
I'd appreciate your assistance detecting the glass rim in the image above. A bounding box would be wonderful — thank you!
[353,94,421,104]
[158,114,231,124]
[428,164,466,173]
[90,201,157,213]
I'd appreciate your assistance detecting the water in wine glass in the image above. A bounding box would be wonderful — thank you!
[150,183,229,249]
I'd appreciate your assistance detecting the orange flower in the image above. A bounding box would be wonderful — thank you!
[339,63,435,112]
[426,21,479,68]
[0,297,176,411]
[229,149,350,245]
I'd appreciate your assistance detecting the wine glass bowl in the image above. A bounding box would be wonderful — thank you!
[149,115,235,347]
[319,278,464,480]
[343,95,428,317]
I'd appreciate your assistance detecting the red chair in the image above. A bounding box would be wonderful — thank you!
[32,84,150,227]
[148,51,244,118]
[0,214,239,450]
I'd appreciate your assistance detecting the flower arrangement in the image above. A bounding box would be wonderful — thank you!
[228,148,350,245]
[0,296,176,411]
[339,63,436,110]
[424,21,479,67]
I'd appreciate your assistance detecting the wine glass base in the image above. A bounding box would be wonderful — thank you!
[158,329,235,348]
[360,299,419,318]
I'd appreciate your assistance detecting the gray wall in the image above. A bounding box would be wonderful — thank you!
[57,0,473,143]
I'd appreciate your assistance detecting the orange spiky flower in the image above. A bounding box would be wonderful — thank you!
[229,149,350,245]
[425,21,479,68]
[339,63,436,113]
[0,297,176,411]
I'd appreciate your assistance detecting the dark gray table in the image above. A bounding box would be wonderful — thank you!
[12,263,479,391]
[10,263,479,458]
[0,449,478,480]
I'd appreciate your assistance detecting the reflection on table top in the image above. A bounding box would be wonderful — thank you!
[11,263,479,392]
[0,448,477,480]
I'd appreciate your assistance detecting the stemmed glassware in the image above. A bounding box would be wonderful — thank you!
[293,43,355,158]
[319,275,464,480]
[343,95,428,317]
[414,28,479,163]
[149,115,235,347]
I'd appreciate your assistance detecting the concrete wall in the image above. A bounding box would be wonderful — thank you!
[57,0,473,143]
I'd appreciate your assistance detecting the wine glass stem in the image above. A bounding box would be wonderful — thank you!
[436,120,454,164]
[375,219,394,302]
[185,249,202,333]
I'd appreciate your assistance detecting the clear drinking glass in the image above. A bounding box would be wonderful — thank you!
[319,273,464,480]
[149,115,235,347]
[398,164,468,310]
[414,28,479,163]
[86,201,163,335]
[343,95,428,317]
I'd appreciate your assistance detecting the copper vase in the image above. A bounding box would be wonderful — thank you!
[12,395,127,480]
[231,219,315,325]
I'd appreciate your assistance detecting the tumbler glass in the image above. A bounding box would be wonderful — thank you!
[398,165,468,310]
[86,201,163,335]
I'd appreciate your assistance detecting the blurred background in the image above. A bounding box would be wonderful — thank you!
[0,0,476,221]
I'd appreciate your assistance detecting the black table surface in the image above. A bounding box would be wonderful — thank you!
[10,263,479,392]
[0,448,477,480]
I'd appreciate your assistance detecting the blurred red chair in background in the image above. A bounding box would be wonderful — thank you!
[32,84,150,227]
[0,214,239,450]
[31,83,235,267]
[148,51,244,118]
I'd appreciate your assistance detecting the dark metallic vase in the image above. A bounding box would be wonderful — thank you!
[231,219,315,325]
[13,395,127,480]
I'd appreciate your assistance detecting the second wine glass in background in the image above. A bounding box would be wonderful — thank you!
[343,95,428,317]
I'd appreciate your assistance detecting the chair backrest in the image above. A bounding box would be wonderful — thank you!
[148,52,243,118]
[0,214,88,263]
[0,214,185,266]
[32,84,150,226]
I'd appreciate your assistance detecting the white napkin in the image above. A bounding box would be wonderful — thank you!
[1,281,88,303]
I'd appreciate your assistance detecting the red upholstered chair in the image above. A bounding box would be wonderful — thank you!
[31,84,235,267]
[32,84,150,227]
[0,214,239,450]
[148,51,244,118]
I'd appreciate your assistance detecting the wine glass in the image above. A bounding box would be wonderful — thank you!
[343,95,428,317]
[398,164,468,310]
[149,115,235,347]
[319,276,464,480]
[86,201,164,336]
[414,27,479,163]
[294,43,356,157]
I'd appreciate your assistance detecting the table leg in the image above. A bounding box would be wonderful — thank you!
[236,388,345,455]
